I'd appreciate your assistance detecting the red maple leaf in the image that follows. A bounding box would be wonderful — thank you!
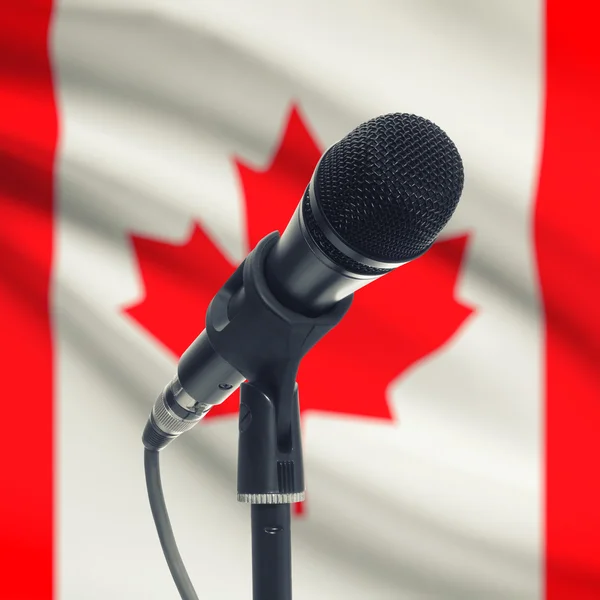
[125,105,474,424]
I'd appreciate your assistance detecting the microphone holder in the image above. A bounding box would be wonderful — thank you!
[203,232,352,600]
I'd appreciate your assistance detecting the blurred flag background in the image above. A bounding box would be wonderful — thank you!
[1,0,599,598]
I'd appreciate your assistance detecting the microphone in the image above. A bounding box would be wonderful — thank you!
[142,113,464,451]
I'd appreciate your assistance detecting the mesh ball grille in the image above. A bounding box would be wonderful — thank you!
[314,113,464,262]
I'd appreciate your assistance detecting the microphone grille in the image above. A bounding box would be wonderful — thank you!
[314,113,464,263]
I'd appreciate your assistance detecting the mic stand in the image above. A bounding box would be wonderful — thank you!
[239,381,300,600]
[202,232,352,599]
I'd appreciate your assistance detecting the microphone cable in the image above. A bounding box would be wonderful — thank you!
[144,448,199,600]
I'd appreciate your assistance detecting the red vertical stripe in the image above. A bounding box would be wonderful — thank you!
[0,1,57,598]
[538,1,600,598]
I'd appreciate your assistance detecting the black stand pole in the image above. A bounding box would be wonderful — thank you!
[196,233,352,600]
[251,504,292,600]
[237,380,306,600]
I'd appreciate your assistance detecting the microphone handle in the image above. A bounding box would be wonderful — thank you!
[176,330,245,407]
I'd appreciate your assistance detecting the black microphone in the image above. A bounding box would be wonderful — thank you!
[142,113,464,451]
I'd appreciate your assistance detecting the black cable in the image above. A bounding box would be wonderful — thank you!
[144,448,199,600]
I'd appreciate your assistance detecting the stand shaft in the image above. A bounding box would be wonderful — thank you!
[251,504,292,600]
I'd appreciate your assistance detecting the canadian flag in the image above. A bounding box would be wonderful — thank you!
[1,1,599,599]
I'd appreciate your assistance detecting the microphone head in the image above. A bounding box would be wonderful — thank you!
[303,113,464,273]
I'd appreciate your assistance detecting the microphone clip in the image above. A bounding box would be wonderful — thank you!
[200,231,352,501]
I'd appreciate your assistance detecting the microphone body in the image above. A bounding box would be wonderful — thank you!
[142,113,464,450]
[143,183,402,447]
